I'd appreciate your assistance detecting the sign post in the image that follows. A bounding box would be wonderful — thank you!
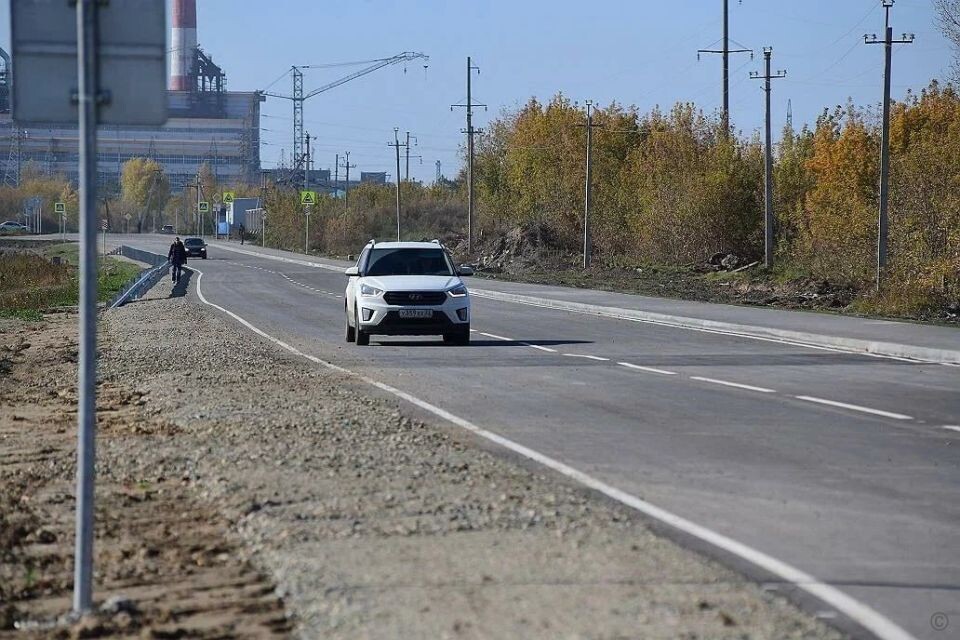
[300,191,316,254]
[12,0,167,614]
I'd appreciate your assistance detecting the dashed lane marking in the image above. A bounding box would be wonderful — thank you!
[942,425,960,434]
[794,396,913,421]
[618,362,678,376]
[562,353,610,361]
[690,376,777,394]
[188,265,915,640]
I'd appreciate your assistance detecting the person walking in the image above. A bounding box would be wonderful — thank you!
[168,236,187,283]
[239,223,245,245]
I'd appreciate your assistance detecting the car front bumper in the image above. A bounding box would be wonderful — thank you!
[356,295,470,335]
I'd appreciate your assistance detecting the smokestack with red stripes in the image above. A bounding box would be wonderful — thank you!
[169,0,197,91]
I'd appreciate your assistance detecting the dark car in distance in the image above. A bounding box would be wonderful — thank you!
[183,237,207,259]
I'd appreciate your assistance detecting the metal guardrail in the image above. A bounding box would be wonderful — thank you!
[108,246,169,308]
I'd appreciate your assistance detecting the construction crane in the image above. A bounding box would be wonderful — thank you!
[263,52,429,187]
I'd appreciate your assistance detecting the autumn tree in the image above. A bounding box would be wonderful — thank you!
[120,158,170,233]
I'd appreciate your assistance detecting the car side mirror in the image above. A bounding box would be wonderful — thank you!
[458,265,474,277]
[345,266,359,277]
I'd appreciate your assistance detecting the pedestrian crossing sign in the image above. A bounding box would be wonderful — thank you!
[222,191,236,204]
[300,190,317,206]
[198,201,210,213]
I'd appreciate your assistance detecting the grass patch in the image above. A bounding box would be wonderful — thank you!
[0,250,142,320]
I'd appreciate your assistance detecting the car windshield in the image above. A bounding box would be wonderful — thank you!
[365,248,453,277]
[184,238,204,246]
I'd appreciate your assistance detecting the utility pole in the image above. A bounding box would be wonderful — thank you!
[865,0,913,291]
[292,66,303,167]
[388,128,407,240]
[750,47,786,270]
[334,153,339,194]
[436,160,442,183]
[581,101,603,269]
[340,151,355,213]
[698,0,752,135]
[452,57,485,254]
[405,132,418,181]
[304,131,313,190]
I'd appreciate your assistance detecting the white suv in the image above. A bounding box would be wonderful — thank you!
[344,240,473,346]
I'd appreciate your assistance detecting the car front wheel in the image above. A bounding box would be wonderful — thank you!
[354,306,370,346]
[443,325,470,346]
[345,310,356,343]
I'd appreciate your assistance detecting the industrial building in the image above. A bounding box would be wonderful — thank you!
[0,0,262,193]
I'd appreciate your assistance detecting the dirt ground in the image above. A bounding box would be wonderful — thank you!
[0,277,845,639]
[0,312,290,638]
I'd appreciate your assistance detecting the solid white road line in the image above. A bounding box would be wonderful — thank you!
[188,265,914,640]
[794,396,913,421]
[562,353,610,361]
[617,362,678,376]
[690,376,777,394]
[942,425,960,434]
[479,331,510,341]
[522,343,558,353]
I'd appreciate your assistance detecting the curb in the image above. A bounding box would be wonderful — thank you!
[470,288,960,365]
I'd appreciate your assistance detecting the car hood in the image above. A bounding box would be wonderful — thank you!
[363,275,462,292]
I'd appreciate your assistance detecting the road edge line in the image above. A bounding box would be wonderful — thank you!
[187,265,915,640]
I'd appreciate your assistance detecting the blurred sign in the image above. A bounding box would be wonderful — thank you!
[198,201,210,213]
[300,190,317,206]
[100,220,107,230]
[55,202,66,214]
[222,192,236,204]
[11,0,167,125]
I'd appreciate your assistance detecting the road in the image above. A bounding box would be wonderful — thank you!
[117,235,958,639]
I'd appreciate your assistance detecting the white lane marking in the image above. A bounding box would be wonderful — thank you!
[618,362,678,376]
[479,332,510,341]
[187,264,915,640]
[562,353,610,361]
[690,376,777,394]
[794,396,913,421]
[522,343,558,353]
[942,426,960,434]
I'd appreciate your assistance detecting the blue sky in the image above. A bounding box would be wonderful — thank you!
[2,1,952,183]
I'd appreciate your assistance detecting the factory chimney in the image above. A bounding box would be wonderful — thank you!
[169,0,197,91]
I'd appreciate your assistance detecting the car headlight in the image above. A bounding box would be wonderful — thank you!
[447,285,468,298]
[360,283,384,297]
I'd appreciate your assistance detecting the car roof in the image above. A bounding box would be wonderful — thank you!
[368,241,444,250]
[183,236,204,241]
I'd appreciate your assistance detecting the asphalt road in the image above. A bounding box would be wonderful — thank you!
[118,235,959,639]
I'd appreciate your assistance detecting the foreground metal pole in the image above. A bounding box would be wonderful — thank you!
[74,0,99,614]
[877,24,893,290]
[583,101,593,269]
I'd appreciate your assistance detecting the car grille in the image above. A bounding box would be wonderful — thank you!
[383,291,447,306]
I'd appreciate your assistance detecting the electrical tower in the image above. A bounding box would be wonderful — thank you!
[865,0,914,290]
[264,52,428,189]
[405,132,423,181]
[3,127,24,187]
[698,0,752,135]
[786,99,793,128]
[339,151,356,211]
[451,57,486,254]
[436,160,442,183]
[750,47,787,269]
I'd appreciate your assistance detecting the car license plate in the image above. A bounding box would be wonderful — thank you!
[399,309,432,319]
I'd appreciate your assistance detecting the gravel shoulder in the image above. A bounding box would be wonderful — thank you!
[2,274,845,638]
[100,277,842,639]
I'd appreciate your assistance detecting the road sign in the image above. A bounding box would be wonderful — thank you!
[11,0,167,125]
[222,192,236,204]
[100,220,107,230]
[123,213,131,221]
[300,190,318,206]
[55,202,66,214]
[198,201,210,213]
